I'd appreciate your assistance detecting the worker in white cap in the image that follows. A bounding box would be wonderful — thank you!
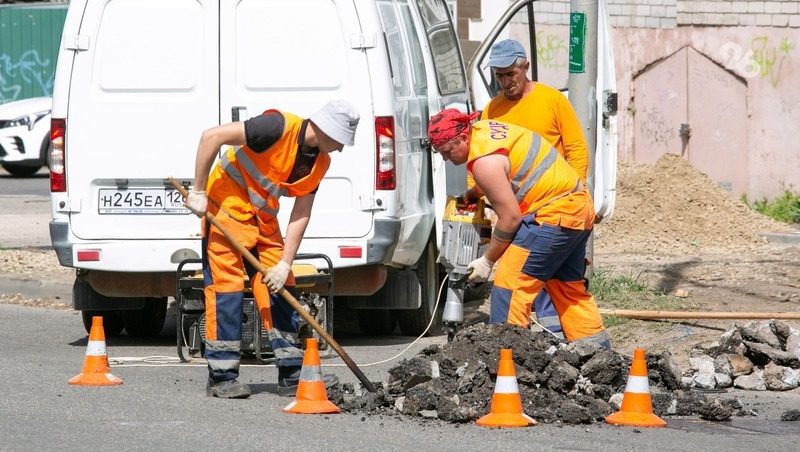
[185,100,360,399]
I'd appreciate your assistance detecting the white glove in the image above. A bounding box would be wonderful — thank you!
[467,255,495,283]
[185,190,208,217]
[264,261,291,292]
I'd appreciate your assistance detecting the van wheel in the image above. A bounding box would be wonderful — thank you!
[74,279,124,337]
[356,309,397,336]
[121,297,167,337]
[81,310,125,337]
[397,238,440,336]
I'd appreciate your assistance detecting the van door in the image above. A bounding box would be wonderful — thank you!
[410,0,471,247]
[67,0,218,240]
[219,0,374,239]
[467,0,617,219]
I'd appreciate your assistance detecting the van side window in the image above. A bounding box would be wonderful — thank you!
[414,0,465,95]
[378,2,412,98]
[399,2,428,96]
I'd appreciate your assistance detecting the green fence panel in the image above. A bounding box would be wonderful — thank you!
[0,5,68,104]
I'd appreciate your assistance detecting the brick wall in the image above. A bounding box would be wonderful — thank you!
[517,0,800,28]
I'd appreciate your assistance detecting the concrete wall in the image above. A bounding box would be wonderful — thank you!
[456,0,800,200]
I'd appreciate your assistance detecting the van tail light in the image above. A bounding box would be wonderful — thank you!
[50,118,66,192]
[375,116,396,190]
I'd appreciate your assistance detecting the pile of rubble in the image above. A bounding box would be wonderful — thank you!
[683,320,800,391]
[329,323,749,424]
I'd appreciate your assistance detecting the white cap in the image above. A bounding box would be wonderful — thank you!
[309,99,360,147]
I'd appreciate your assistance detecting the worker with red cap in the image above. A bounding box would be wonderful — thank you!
[427,109,610,348]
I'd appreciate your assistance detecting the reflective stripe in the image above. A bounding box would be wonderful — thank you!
[206,339,241,352]
[624,375,650,393]
[299,365,322,382]
[510,133,540,192]
[85,340,106,356]
[493,375,520,394]
[221,147,286,219]
[207,358,241,372]
[220,150,247,188]
[515,146,557,202]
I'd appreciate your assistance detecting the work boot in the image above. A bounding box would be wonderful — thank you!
[277,366,340,397]
[206,377,252,399]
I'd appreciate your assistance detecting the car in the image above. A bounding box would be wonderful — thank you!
[0,96,52,177]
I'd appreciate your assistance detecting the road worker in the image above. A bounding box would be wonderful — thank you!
[185,100,360,398]
[428,109,610,348]
[464,39,591,340]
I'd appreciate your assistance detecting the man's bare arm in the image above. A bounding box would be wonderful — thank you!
[281,194,315,265]
[193,122,246,191]
[471,154,520,263]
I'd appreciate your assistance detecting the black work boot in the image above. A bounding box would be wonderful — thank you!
[206,377,252,399]
[277,366,339,397]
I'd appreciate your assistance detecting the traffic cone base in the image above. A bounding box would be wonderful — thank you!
[283,338,340,414]
[476,349,536,428]
[69,316,123,386]
[605,348,665,428]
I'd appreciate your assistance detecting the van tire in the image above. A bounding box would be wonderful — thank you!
[356,309,397,336]
[121,297,167,337]
[397,238,440,336]
[81,310,125,337]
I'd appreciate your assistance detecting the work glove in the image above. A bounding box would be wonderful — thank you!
[264,261,291,292]
[467,255,495,283]
[185,190,208,217]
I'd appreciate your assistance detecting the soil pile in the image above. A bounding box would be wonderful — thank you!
[595,154,784,255]
[330,323,749,424]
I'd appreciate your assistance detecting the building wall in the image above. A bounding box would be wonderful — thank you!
[456,0,800,199]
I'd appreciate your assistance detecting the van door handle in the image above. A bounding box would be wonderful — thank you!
[232,106,247,122]
[419,138,431,151]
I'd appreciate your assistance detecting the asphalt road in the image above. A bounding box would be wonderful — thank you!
[2,170,800,451]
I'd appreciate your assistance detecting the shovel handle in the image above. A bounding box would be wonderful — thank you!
[169,178,376,392]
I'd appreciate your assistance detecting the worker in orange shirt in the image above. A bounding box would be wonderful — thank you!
[464,39,590,340]
[429,109,609,349]
[185,100,360,398]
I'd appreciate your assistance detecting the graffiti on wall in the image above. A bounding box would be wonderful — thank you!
[719,37,794,88]
[0,50,54,104]
[536,31,568,69]
[751,36,793,88]
[637,107,672,147]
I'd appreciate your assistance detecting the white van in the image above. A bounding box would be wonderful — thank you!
[49,0,616,337]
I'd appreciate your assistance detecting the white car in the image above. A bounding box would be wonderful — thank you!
[0,97,52,177]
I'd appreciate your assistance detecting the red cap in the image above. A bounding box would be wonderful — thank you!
[428,109,479,147]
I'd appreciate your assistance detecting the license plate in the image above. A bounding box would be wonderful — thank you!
[98,188,190,214]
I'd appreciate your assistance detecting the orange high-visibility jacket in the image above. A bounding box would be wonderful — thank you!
[467,120,595,230]
[206,111,330,222]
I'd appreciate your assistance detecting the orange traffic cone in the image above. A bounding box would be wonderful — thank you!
[68,316,123,386]
[476,348,536,427]
[605,348,666,427]
[283,338,340,414]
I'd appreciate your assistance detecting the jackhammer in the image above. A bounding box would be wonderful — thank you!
[437,196,492,342]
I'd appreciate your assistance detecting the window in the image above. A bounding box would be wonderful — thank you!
[415,0,466,95]
[378,2,412,97]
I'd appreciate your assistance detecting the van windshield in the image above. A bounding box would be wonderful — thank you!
[415,0,466,95]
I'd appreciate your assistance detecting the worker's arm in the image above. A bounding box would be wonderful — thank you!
[281,193,316,265]
[470,154,520,263]
[555,95,589,184]
[193,122,246,191]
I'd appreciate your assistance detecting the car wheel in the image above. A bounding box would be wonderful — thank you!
[1,163,41,177]
[121,297,168,337]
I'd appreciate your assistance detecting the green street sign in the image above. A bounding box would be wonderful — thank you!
[569,12,586,74]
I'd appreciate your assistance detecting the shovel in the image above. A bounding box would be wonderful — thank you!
[168,178,376,392]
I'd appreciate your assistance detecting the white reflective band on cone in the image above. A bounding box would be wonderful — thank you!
[624,375,650,393]
[494,376,520,394]
[85,340,106,356]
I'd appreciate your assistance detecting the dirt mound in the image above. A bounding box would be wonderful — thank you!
[330,323,750,424]
[595,154,785,255]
